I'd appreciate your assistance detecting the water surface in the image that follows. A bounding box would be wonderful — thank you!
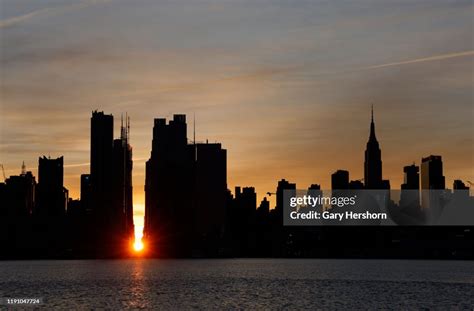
[1,259,473,309]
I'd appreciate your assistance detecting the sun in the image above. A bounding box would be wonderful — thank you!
[133,239,144,252]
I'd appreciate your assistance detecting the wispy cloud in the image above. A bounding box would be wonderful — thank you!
[365,50,474,70]
[0,0,112,29]
[300,50,474,79]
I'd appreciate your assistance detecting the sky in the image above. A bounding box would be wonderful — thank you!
[1,0,473,235]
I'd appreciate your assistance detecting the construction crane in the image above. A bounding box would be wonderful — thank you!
[0,164,6,182]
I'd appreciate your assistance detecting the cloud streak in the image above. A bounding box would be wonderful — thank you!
[300,50,474,80]
[0,0,112,29]
[365,50,474,70]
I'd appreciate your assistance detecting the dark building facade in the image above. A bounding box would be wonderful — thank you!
[275,179,296,217]
[111,116,134,240]
[402,164,420,190]
[195,143,227,238]
[36,156,68,216]
[400,164,421,214]
[144,115,193,255]
[331,170,349,190]
[87,111,134,255]
[80,174,92,213]
[144,114,227,256]
[2,170,36,217]
[421,155,445,190]
[420,155,445,211]
[90,111,114,218]
[349,180,364,189]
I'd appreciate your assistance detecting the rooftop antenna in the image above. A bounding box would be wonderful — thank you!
[193,112,196,145]
[120,113,125,142]
[127,114,130,143]
[21,161,26,175]
[371,104,374,122]
[0,164,6,182]
[193,112,197,160]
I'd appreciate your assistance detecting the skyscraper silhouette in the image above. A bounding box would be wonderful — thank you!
[145,115,193,255]
[402,164,420,190]
[145,114,228,256]
[421,155,445,190]
[400,164,421,214]
[275,179,296,219]
[111,116,134,240]
[194,143,227,238]
[31,157,68,254]
[364,106,383,189]
[90,111,114,218]
[331,170,349,190]
[88,111,134,255]
[2,169,36,218]
[36,156,68,216]
[420,155,445,211]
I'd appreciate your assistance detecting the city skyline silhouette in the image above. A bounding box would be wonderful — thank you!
[1,1,473,238]
[1,0,473,259]
[1,106,473,244]
[1,107,472,259]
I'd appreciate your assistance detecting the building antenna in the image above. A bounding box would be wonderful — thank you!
[193,112,197,160]
[128,114,130,143]
[193,112,196,145]
[371,104,374,122]
[21,161,26,175]
[120,113,125,143]
[0,164,6,182]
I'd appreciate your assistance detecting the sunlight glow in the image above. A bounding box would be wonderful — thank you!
[133,239,144,252]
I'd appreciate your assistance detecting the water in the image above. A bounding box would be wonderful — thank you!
[1,259,473,309]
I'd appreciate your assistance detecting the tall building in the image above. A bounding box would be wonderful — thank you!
[364,106,383,189]
[331,170,349,190]
[400,164,420,209]
[3,169,36,217]
[145,115,193,252]
[420,155,445,211]
[89,111,135,254]
[36,156,68,216]
[90,111,114,216]
[195,142,227,237]
[421,155,445,190]
[111,116,134,240]
[401,164,420,190]
[275,179,296,216]
[145,114,227,255]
